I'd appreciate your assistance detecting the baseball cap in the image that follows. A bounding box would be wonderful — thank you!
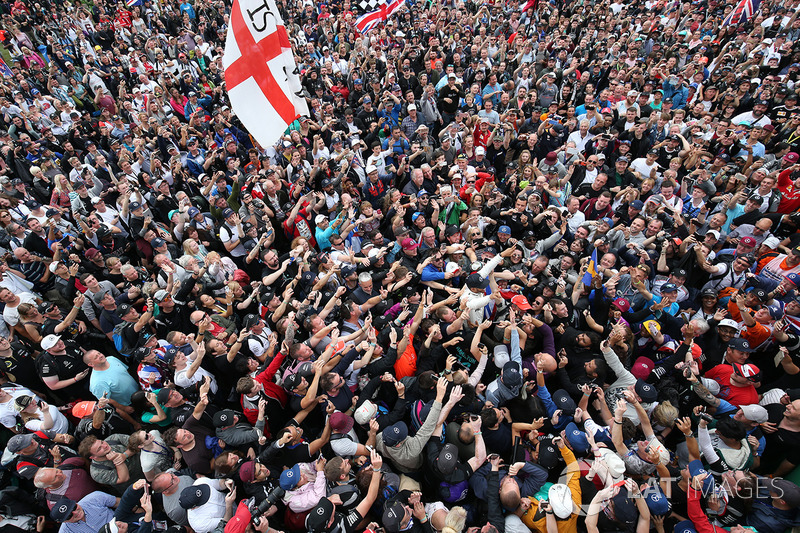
[330,412,355,433]
[188,206,200,217]
[179,484,211,509]
[129,201,143,211]
[401,238,419,250]
[635,379,658,403]
[382,502,405,533]
[354,400,377,425]
[718,318,740,330]
[739,236,757,247]
[306,499,335,533]
[116,303,133,318]
[502,362,522,388]
[548,484,574,519]
[50,498,78,522]
[769,478,800,507]
[7,433,35,453]
[40,334,61,351]
[733,362,761,381]
[631,357,655,380]
[382,421,409,446]
[283,373,303,391]
[466,273,489,289]
[631,200,644,209]
[687,459,715,495]
[612,298,630,313]
[660,282,679,293]
[435,443,459,475]
[239,461,256,484]
[553,389,577,414]
[222,208,235,218]
[783,152,799,163]
[213,409,236,427]
[739,404,768,423]
[511,294,532,310]
[564,422,590,454]
[498,225,511,234]
[280,464,302,490]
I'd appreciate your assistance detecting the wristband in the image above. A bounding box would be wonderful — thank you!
[474,431,482,436]
[614,419,622,425]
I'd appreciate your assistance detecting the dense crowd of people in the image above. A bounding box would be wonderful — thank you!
[1,0,800,532]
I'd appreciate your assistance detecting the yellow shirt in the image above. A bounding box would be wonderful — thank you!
[521,447,582,533]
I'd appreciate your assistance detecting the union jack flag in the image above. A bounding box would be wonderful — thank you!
[355,0,406,34]
[722,0,760,26]
[126,0,143,7]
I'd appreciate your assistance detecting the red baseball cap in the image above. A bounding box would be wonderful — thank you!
[511,295,532,310]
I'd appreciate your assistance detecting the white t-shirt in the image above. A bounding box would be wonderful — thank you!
[0,385,39,429]
[22,404,70,434]
[2,292,38,327]
[330,429,360,457]
[174,364,219,394]
[187,478,227,533]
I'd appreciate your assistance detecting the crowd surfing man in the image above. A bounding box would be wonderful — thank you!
[3,1,800,533]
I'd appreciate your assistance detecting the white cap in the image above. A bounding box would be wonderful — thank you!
[718,318,740,330]
[475,146,485,155]
[494,344,509,368]
[740,404,768,423]
[763,236,780,249]
[41,334,61,351]
[598,448,626,480]
[48,261,61,274]
[407,104,416,111]
[366,164,378,174]
[445,262,460,274]
[367,248,381,259]
[354,400,378,425]
[548,484,574,519]
[707,229,720,240]
[315,214,327,225]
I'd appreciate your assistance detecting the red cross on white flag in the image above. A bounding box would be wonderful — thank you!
[222,0,309,148]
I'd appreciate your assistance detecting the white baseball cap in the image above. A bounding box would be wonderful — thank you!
[354,400,378,425]
[548,484,574,519]
[41,334,61,351]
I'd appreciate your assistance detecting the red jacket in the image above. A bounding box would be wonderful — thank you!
[241,351,289,430]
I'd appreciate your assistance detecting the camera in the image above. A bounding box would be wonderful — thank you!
[247,487,285,523]
[698,412,714,423]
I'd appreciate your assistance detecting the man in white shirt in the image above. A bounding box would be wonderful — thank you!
[170,344,219,394]
[567,119,595,152]
[630,149,661,180]
[179,478,229,533]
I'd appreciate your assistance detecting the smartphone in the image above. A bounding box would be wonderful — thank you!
[478,342,486,351]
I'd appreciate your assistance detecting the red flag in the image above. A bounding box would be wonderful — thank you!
[222,0,309,148]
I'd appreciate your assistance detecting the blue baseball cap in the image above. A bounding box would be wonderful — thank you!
[279,464,302,490]
[382,421,409,446]
[564,422,590,454]
[687,459,715,495]
[417,190,429,197]
[600,217,614,227]
[411,212,423,222]
[498,225,511,234]
[661,282,679,293]
[644,485,671,515]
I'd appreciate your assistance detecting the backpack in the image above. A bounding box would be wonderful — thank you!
[112,322,137,357]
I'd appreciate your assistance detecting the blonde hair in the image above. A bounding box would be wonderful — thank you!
[442,507,467,533]
[653,400,679,428]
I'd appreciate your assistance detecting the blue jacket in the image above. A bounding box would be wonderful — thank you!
[661,79,689,109]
